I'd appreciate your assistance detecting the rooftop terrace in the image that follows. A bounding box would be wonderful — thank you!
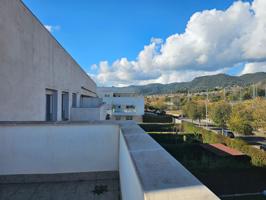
[0,121,219,200]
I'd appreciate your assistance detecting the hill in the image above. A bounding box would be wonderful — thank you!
[122,72,266,95]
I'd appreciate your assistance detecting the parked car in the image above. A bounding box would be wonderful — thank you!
[260,144,266,151]
[223,130,235,138]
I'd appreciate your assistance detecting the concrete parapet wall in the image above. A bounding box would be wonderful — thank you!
[0,123,119,175]
[0,121,219,199]
[119,121,220,200]
[70,105,106,121]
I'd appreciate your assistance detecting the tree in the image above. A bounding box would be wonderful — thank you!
[209,101,231,128]
[183,101,205,123]
[228,103,253,135]
[242,91,252,100]
[251,98,266,131]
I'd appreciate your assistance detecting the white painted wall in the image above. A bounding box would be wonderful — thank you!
[80,97,103,108]
[70,105,106,121]
[119,132,144,200]
[0,124,119,175]
[0,0,96,121]
[103,97,144,116]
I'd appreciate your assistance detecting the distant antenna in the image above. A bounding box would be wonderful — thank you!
[253,84,256,99]
[239,87,242,101]
[205,89,209,129]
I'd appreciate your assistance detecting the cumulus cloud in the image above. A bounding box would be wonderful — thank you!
[240,62,266,75]
[92,0,266,86]
[44,25,61,32]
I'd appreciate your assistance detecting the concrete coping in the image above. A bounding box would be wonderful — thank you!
[119,121,220,200]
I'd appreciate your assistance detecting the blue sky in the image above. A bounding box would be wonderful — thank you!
[23,0,266,86]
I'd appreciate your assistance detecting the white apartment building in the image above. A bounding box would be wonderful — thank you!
[97,87,144,122]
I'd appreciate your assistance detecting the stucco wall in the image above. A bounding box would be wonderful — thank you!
[0,0,96,121]
[103,97,144,116]
[0,124,119,175]
[119,131,144,200]
[70,105,106,121]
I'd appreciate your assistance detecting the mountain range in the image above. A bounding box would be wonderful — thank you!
[122,72,266,95]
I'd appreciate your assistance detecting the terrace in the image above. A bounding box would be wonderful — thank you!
[0,121,219,200]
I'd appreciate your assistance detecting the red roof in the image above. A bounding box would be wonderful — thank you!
[209,143,244,156]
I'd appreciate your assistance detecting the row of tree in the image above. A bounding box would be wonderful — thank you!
[182,98,266,135]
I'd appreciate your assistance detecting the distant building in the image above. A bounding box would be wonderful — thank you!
[97,87,144,122]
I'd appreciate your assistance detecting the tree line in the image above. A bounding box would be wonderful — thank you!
[182,97,266,135]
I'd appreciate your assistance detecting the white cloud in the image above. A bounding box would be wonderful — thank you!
[91,64,98,70]
[240,62,266,75]
[44,25,61,32]
[92,0,266,86]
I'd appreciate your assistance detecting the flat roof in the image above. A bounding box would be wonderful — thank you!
[201,143,245,156]
[97,87,137,94]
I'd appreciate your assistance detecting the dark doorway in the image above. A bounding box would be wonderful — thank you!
[45,89,57,121]
[46,94,53,121]
[62,92,69,121]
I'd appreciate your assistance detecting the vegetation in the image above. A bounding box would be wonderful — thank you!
[182,101,205,123]
[142,113,173,123]
[150,130,266,196]
[209,101,231,129]
[182,121,266,167]
[140,123,178,132]
[141,113,266,196]
[180,96,266,135]
[251,98,266,132]
[221,195,266,200]
[228,103,253,135]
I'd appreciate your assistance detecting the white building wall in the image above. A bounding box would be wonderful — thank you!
[70,105,107,121]
[97,87,144,122]
[119,132,144,200]
[0,0,97,121]
[0,124,119,175]
[103,97,144,116]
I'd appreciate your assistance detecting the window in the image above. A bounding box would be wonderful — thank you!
[126,105,135,109]
[72,93,77,107]
[126,116,133,120]
[115,116,121,120]
[61,92,69,121]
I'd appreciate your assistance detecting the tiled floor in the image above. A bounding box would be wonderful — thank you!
[0,173,120,200]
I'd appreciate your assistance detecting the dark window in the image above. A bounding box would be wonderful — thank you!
[126,116,133,120]
[72,93,77,107]
[62,92,69,121]
[45,89,57,121]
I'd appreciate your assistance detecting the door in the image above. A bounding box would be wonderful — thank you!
[45,89,57,121]
[62,92,69,121]
[46,94,53,121]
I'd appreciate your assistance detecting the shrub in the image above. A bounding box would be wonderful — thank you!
[143,114,173,123]
[182,121,266,167]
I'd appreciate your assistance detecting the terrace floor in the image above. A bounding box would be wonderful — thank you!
[0,172,120,200]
